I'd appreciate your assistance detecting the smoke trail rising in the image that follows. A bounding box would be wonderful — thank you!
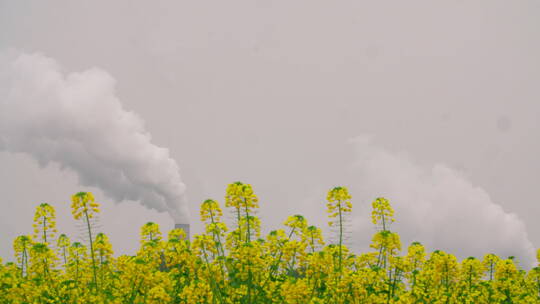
[347,135,536,267]
[0,51,190,223]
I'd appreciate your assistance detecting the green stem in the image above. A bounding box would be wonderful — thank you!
[202,247,224,304]
[236,206,242,244]
[338,200,343,276]
[84,210,98,291]
[209,212,226,257]
[209,212,227,281]
[21,248,27,277]
[42,216,47,244]
[75,256,79,286]
[244,198,251,243]
[63,247,67,266]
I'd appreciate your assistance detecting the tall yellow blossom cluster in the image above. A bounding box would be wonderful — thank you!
[326,186,352,221]
[71,192,99,220]
[33,203,57,245]
[372,197,395,230]
[0,184,539,304]
[225,182,259,210]
[326,186,353,276]
[225,181,259,244]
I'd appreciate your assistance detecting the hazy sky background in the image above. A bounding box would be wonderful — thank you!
[1,1,539,266]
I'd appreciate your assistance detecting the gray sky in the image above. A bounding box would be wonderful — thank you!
[1,1,539,266]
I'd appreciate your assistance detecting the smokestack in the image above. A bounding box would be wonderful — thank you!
[174,223,190,240]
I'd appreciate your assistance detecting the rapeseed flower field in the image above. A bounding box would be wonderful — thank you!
[1,182,539,303]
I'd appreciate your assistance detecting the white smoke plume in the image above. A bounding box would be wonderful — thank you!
[346,135,536,268]
[0,51,190,224]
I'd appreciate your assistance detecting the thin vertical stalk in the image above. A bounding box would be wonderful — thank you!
[338,200,343,275]
[42,216,47,244]
[84,210,98,291]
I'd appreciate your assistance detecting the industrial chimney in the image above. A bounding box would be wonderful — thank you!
[174,223,190,240]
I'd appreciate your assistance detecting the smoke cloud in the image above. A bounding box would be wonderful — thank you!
[346,135,536,268]
[0,51,190,223]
